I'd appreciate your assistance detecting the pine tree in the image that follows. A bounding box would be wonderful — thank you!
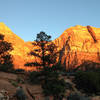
[25,32,66,99]
[0,34,14,72]
[25,31,58,70]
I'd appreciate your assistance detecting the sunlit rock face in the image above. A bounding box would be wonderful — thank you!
[0,23,100,70]
[0,23,34,70]
[54,25,100,69]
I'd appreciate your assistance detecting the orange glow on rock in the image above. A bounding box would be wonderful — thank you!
[0,23,100,71]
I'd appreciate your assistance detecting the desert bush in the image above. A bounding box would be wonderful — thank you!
[28,71,41,84]
[42,78,66,99]
[16,77,24,84]
[0,62,14,72]
[9,80,18,87]
[67,93,91,100]
[14,69,25,73]
[74,71,100,95]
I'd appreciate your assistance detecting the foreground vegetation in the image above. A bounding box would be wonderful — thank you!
[0,32,100,100]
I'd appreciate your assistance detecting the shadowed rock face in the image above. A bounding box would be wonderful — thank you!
[87,25,97,43]
[0,23,100,70]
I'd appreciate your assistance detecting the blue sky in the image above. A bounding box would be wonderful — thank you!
[0,0,100,41]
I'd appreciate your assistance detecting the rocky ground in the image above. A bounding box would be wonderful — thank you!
[0,71,100,100]
[0,72,43,100]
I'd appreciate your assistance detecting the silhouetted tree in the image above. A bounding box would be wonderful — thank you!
[25,32,66,100]
[25,31,58,70]
[0,34,13,72]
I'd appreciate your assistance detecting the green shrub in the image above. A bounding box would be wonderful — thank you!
[28,71,41,84]
[0,63,14,72]
[14,69,25,73]
[16,77,24,84]
[74,71,100,95]
[9,80,18,87]
[42,78,66,97]
[67,93,91,100]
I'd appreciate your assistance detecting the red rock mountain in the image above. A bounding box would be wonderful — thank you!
[54,25,100,69]
[0,23,100,70]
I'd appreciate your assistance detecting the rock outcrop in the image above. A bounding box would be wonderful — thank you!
[54,25,100,69]
[0,23,100,70]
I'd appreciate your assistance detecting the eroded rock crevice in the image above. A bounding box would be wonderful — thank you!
[87,25,97,43]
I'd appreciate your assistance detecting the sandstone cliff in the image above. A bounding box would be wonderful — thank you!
[54,25,100,69]
[0,23,100,70]
[0,23,33,70]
